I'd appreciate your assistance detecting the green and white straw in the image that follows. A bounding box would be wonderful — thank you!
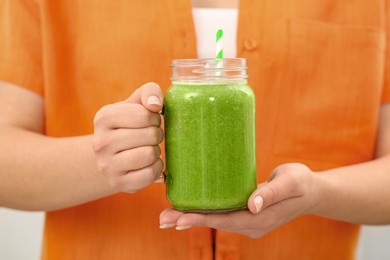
[216,29,223,59]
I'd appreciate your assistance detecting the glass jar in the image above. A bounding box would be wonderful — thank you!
[164,58,257,212]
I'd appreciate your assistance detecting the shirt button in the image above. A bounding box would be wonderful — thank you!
[243,39,258,51]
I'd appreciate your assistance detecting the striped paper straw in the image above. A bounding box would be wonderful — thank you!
[216,29,223,59]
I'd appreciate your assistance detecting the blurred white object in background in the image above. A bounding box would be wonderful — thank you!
[0,209,44,260]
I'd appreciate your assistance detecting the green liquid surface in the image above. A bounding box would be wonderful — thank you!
[164,81,257,212]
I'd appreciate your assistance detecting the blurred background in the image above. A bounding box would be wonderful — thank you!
[1,208,390,259]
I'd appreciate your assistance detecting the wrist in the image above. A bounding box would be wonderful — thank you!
[305,170,337,216]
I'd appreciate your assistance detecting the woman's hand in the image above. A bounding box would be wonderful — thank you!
[93,82,164,193]
[160,163,319,238]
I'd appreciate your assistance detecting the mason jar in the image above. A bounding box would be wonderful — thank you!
[164,58,257,212]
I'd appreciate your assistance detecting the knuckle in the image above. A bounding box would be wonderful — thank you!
[155,158,164,172]
[270,163,312,196]
[290,172,308,195]
[96,156,117,176]
[131,169,155,190]
[154,150,161,164]
[144,168,158,183]
[148,113,160,126]
[93,111,103,126]
[286,164,311,194]
[155,128,163,144]
[143,146,160,162]
[93,105,113,126]
[157,128,164,143]
[272,163,300,178]
[96,160,110,174]
[147,127,161,144]
[265,186,279,204]
[155,146,161,158]
[92,135,108,153]
[289,171,303,188]
[143,146,155,159]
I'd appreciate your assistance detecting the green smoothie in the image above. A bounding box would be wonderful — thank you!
[164,80,257,212]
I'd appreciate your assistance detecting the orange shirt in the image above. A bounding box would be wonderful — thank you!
[1,0,390,259]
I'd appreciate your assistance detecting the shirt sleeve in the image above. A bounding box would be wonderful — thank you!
[382,2,390,104]
[0,0,43,96]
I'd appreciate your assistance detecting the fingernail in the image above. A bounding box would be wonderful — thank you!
[160,223,176,229]
[147,96,161,106]
[254,196,263,213]
[175,225,192,231]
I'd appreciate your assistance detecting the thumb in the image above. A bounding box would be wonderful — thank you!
[247,167,306,214]
[126,82,163,112]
